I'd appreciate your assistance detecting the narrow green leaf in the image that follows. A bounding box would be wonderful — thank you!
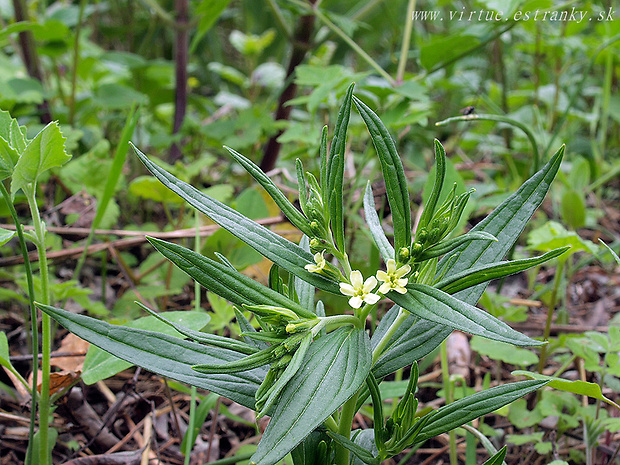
[438,145,565,306]
[319,125,328,196]
[11,122,71,197]
[225,146,312,237]
[391,285,542,347]
[193,346,275,374]
[418,140,446,230]
[354,96,411,252]
[365,374,386,449]
[600,240,620,266]
[371,306,450,379]
[413,380,548,444]
[235,308,269,351]
[327,83,355,252]
[296,159,309,218]
[38,304,267,409]
[513,371,620,410]
[327,431,380,465]
[132,144,340,294]
[134,302,257,355]
[146,236,317,320]
[435,247,569,295]
[250,327,371,465]
[295,236,316,313]
[363,182,394,262]
[416,231,497,262]
[258,332,312,417]
[482,446,507,465]
[0,227,15,247]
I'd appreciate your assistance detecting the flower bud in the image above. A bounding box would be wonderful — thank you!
[397,247,410,264]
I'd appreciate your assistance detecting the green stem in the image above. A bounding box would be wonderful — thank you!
[335,392,359,465]
[436,113,540,173]
[537,258,565,374]
[265,0,292,39]
[25,185,51,465]
[0,182,38,465]
[290,0,394,85]
[68,0,86,125]
[372,307,409,364]
[396,0,416,83]
[441,340,457,465]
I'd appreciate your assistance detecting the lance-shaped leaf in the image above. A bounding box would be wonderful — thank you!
[363,182,395,262]
[224,146,312,237]
[327,431,380,465]
[37,303,268,409]
[418,139,446,230]
[482,446,507,465]
[133,144,340,294]
[371,306,450,378]
[354,96,411,253]
[135,302,257,355]
[146,236,317,320]
[435,247,569,295]
[390,284,542,347]
[327,83,354,252]
[11,121,71,198]
[438,145,565,305]
[413,380,548,444]
[415,231,497,262]
[250,327,371,465]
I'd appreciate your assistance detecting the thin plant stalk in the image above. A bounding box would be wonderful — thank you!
[537,258,565,374]
[68,0,87,125]
[0,182,38,465]
[436,113,540,173]
[335,392,359,465]
[396,0,416,83]
[441,340,457,465]
[25,184,52,465]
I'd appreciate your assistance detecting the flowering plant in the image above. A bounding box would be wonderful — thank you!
[38,84,568,465]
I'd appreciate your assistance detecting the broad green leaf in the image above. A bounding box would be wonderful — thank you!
[327,84,354,252]
[351,430,380,465]
[81,310,211,383]
[471,336,539,366]
[561,189,586,229]
[191,0,234,53]
[0,227,15,247]
[224,146,312,237]
[132,144,340,294]
[0,331,29,391]
[527,220,598,255]
[363,182,395,262]
[295,236,316,313]
[11,121,71,197]
[0,110,27,155]
[371,306,450,379]
[146,237,317,320]
[38,304,267,409]
[438,145,564,306]
[250,327,371,465]
[512,371,620,410]
[391,285,542,347]
[354,96,411,253]
[129,176,184,203]
[413,380,548,444]
[0,137,19,181]
[435,247,569,295]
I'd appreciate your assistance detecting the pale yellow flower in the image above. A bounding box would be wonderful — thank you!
[376,259,410,294]
[305,251,326,273]
[339,270,380,309]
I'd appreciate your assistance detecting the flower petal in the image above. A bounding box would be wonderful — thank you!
[364,293,380,305]
[349,270,363,288]
[378,283,391,294]
[363,276,377,293]
[339,283,356,296]
[376,270,389,282]
[349,296,363,309]
[395,264,411,277]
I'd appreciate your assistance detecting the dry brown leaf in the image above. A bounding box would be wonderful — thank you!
[38,371,81,395]
[50,332,89,372]
[2,367,30,401]
[446,331,471,381]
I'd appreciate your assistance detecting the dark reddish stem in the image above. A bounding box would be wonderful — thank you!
[170,0,189,162]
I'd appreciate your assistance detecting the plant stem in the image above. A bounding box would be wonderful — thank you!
[25,185,51,465]
[537,258,565,374]
[396,0,416,83]
[68,0,87,125]
[372,307,409,364]
[441,340,458,465]
[335,392,359,465]
[436,113,540,173]
[0,182,39,465]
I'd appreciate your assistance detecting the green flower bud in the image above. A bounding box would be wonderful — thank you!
[410,242,424,258]
[415,228,428,245]
[397,246,410,264]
